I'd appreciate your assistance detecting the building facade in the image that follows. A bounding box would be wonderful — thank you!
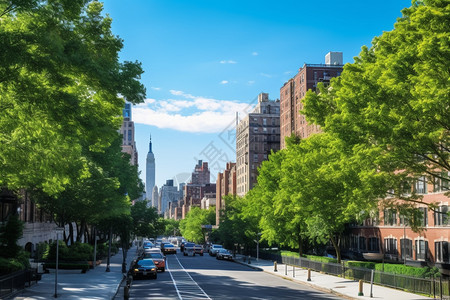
[120,102,138,165]
[347,176,450,275]
[236,93,280,196]
[159,179,182,216]
[216,162,237,225]
[146,136,156,201]
[279,52,343,148]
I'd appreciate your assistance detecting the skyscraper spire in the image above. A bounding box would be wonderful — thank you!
[149,134,152,153]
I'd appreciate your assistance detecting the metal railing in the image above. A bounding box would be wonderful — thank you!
[0,268,39,298]
[251,250,450,298]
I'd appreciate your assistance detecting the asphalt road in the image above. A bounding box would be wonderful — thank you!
[128,250,344,300]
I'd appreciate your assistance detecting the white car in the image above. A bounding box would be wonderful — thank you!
[209,244,223,256]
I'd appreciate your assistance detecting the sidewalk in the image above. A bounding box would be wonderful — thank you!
[234,254,431,300]
[10,246,138,300]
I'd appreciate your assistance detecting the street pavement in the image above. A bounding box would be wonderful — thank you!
[234,254,430,300]
[10,247,430,300]
[10,246,138,300]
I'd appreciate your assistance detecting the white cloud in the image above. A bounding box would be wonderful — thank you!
[220,60,237,64]
[260,73,273,78]
[252,52,258,56]
[151,87,161,91]
[220,80,229,84]
[248,80,255,85]
[132,91,253,133]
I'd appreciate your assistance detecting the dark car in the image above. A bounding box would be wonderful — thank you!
[216,249,233,261]
[142,251,166,272]
[131,259,157,279]
[161,243,177,255]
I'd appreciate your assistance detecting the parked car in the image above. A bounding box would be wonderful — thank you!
[194,244,204,256]
[161,243,177,255]
[209,244,223,256]
[142,252,166,272]
[131,259,157,279]
[216,249,233,261]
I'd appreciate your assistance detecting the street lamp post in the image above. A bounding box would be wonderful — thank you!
[54,227,64,298]
[93,227,97,270]
[256,233,261,262]
[106,226,112,272]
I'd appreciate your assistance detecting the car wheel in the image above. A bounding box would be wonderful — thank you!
[200,253,203,256]
[216,256,219,260]
[183,252,187,256]
[153,274,157,280]
[161,268,165,272]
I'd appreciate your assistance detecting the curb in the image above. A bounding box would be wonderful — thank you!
[233,259,358,300]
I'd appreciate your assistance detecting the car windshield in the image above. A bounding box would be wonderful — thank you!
[164,244,174,248]
[213,245,223,249]
[219,249,228,253]
[185,243,195,247]
[137,260,155,267]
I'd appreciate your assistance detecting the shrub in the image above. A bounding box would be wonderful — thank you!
[67,242,93,261]
[346,261,376,269]
[0,257,26,275]
[44,262,89,272]
[43,240,69,261]
[375,264,439,278]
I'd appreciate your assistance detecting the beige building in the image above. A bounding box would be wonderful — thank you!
[280,52,343,148]
[120,102,138,165]
[236,93,280,196]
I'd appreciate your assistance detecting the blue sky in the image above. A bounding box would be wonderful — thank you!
[101,0,412,189]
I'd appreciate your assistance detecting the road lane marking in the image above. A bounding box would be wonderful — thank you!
[166,255,211,300]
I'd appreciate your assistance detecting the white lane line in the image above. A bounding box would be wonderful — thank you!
[167,255,211,300]
[166,257,182,300]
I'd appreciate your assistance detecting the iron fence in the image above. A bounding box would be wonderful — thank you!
[252,250,450,298]
[0,268,38,298]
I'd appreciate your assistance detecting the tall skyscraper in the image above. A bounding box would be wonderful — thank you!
[146,135,156,201]
[279,52,343,148]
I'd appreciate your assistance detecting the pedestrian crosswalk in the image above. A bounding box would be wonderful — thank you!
[167,256,211,300]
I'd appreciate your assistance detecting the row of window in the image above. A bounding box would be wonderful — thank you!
[349,236,449,263]
[383,206,448,227]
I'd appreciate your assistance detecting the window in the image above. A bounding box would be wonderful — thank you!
[399,214,409,226]
[384,209,397,226]
[414,207,428,227]
[368,237,380,252]
[128,130,132,141]
[253,154,258,162]
[359,236,367,251]
[415,176,427,194]
[253,128,258,133]
[385,238,397,255]
[435,205,448,226]
[400,238,412,259]
[415,240,428,260]
[435,241,449,263]
[263,119,267,126]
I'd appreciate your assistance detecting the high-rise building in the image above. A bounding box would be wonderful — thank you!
[280,52,343,148]
[120,102,138,165]
[151,185,159,209]
[182,160,216,218]
[160,179,182,216]
[146,135,155,201]
[216,162,237,225]
[236,93,280,196]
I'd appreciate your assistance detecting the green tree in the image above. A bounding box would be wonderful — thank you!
[131,201,161,239]
[180,207,215,244]
[163,219,181,237]
[302,0,450,208]
[0,215,23,259]
[0,0,145,196]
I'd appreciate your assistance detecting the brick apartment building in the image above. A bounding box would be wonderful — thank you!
[347,176,450,275]
[216,162,237,225]
[279,52,343,148]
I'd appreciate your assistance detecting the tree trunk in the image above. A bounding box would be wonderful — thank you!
[77,221,86,243]
[122,245,128,273]
[298,234,303,257]
[330,235,341,263]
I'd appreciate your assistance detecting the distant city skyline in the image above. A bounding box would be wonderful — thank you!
[101,0,411,188]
